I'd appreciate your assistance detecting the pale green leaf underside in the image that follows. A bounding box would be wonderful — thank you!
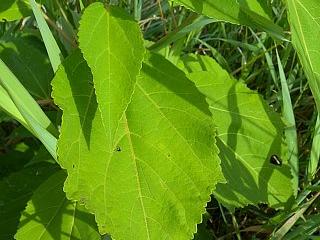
[15,171,100,240]
[172,0,284,39]
[52,48,224,239]
[182,55,293,208]
[0,0,31,21]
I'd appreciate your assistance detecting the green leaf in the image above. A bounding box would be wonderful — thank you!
[78,2,145,138]
[286,0,320,112]
[0,58,55,134]
[0,0,31,21]
[0,142,35,179]
[172,0,285,40]
[0,163,58,240]
[283,214,320,240]
[0,86,28,130]
[286,0,320,181]
[182,55,293,208]
[15,171,100,240]
[52,48,224,239]
[276,51,299,196]
[309,116,320,181]
[29,0,62,73]
[0,58,58,159]
[0,37,53,100]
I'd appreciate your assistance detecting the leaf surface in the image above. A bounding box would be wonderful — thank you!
[286,0,320,180]
[0,38,53,100]
[0,163,58,240]
[0,0,31,21]
[52,47,224,239]
[286,0,320,111]
[78,2,145,146]
[15,171,100,240]
[182,55,293,208]
[29,0,62,73]
[172,0,284,39]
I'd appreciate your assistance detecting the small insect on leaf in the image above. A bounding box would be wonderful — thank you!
[270,155,282,166]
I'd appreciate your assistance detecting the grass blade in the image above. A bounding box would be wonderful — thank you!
[272,192,320,239]
[276,49,299,195]
[0,58,57,159]
[29,0,62,72]
[0,86,29,130]
[308,115,320,181]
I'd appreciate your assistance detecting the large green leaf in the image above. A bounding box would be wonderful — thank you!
[52,47,224,239]
[0,163,58,240]
[172,0,284,40]
[0,38,53,100]
[181,55,293,208]
[15,171,100,240]
[286,0,320,180]
[78,2,145,141]
[286,0,320,112]
[0,0,31,21]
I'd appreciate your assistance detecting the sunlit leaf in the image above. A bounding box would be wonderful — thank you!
[52,46,224,239]
[181,55,293,208]
[286,0,320,181]
[172,0,285,40]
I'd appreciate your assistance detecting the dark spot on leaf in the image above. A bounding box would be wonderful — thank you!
[167,153,171,158]
[72,164,75,168]
[270,155,282,166]
[115,146,121,152]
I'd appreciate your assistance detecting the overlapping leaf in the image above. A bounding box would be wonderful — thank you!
[52,46,224,240]
[0,0,31,21]
[172,0,284,39]
[181,55,293,208]
[78,3,145,143]
[15,171,100,240]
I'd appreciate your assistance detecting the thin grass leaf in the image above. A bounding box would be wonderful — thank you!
[0,86,29,130]
[283,214,320,240]
[29,0,62,72]
[272,192,320,239]
[0,58,57,159]
[308,116,320,181]
[149,15,215,51]
[276,50,299,196]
